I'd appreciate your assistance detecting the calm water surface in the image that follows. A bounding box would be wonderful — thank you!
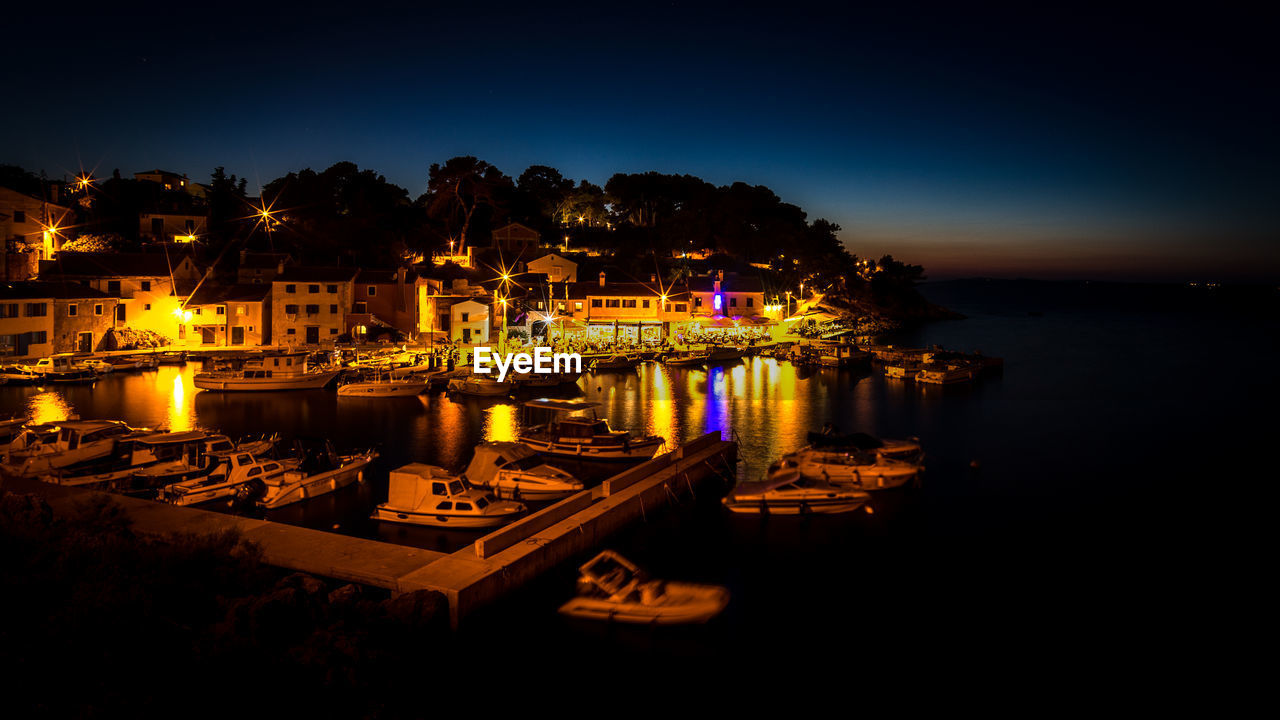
[4,280,1273,665]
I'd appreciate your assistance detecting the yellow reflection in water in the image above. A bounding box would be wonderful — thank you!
[167,372,196,432]
[28,391,74,424]
[646,367,677,448]
[484,403,518,442]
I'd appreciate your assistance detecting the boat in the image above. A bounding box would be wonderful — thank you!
[706,346,745,363]
[31,356,97,383]
[805,430,923,462]
[162,452,295,506]
[156,351,188,365]
[558,550,729,624]
[915,362,979,384]
[371,462,525,528]
[258,443,377,509]
[193,352,341,391]
[1,420,137,477]
[591,354,639,371]
[884,363,918,379]
[769,448,921,490]
[80,359,115,374]
[0,365,40,385]
[722,469,871,514]
[447,376,515,397]
[337,376,430,397]
[41,429,209,490]
[463,442,583,501]
[106,356,145,372]
[518,399,665,461]
[663,350,710,367]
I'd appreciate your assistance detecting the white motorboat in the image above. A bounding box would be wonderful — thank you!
[463,442,583,501]
[80,359,115,374]
[337,377,430,397]
[258,446,377,509]
[805,430,923,462]
[558,550,730,624]
[722,470,870,514]
[371,463,525,528]
[1,365,40,385]
[1,420,137,477]
[518,399,664,461]
[194,352,341,392]
[162,452,295,506]
[31,356,97,383]
[769,448,920,490]
[447,376,515,397]
[663,350,710,367]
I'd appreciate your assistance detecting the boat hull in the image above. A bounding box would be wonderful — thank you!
[558,584,729,624]
[371,505,521,528]
[258,453,374,509]
[194,370,341,391]
[337,381,429,397]
[518,436,663,461]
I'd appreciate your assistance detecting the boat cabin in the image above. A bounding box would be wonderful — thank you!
[463,442,546,486]
[55,420,134,450]
[386,463,497,514]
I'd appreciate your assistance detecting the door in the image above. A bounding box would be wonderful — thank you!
[463,328,471,343]
[115,305,125,322]
[77,332,93,352]
[305,326,320,344]
[200,327,216,345]
[231,326,245,345]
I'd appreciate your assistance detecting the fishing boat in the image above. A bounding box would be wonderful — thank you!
[558,550,730,624]
[447,376,515,397]
[0,365,40,385]
[162,452,295,506]
[31,356,97,383]
[371,462,525,528]
[1,420,137,477]
[591,354,639,371]
[194,352,341,391]
[258,444,377,509]
[805,430,923,462]
[464,442,583,501]
[519,399,665,461]
[337,376,430,397]
[722,469,870,514]
[769,448,920,490]
[663,350,710,367]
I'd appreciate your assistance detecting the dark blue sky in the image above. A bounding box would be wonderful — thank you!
[4,3,1276,280]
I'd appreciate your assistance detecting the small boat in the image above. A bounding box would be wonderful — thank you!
[464,442,583,501]
[805,430,923,462]
[371,463,525,528]
[31,356,97,383]
[0,365,40,385]
[337,377,430,397]
[706,346,745,363]
[591,354,639,371]
[915,362,978,384]
[447,376,515,397]
[558,550,729,624]
[194,352,341,391]
[231,433,281,457]
[884,363,918,380]
[769,448,920,490]
[1,420,137,477]
[106,356,145,372]
[663,350,710,367]
[162,452,295,506]
[258,444,377,509]
[518,399,664,461]
[722,470,870,514]
[156,351,188,365]
[80,359,115,374]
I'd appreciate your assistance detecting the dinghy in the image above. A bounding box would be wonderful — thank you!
[558,550,729,624]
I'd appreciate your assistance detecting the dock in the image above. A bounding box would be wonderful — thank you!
[2,432,737,627]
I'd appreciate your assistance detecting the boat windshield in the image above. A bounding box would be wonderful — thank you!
[503,454,545,471]
[448,480,464,495]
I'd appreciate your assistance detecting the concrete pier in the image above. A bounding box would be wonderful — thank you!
[1,432,737,627]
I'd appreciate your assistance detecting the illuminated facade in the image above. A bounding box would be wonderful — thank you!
[1,186,74,276]
[271,267,358,346]
[0,281,118,357]
[185,284,271,346]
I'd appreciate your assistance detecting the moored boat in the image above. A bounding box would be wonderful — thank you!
[805,430,923,462]
[1,420,137,477]
[558,550,730,624]
[722,470,870,514]
[162,452,295,506]
[194,352,341,391]
[591,354,639,371]
[663,350,710,367]
[337,377,430,397]
[518,399,664,461]
[447,376,515,397]
[769,448,921,490]
[258,444,376,509]
[371,463,525,528]
[464,442,583,501]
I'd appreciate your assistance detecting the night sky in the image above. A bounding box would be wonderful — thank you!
[4,3,1276,281]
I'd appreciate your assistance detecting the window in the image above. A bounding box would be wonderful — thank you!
[286,328,296,335]
[30,331,47,344]
[248,326,254,332]
[285,304,299,314]
[537,301,544,310]
[305,304,319,315]
[591,299,602,308]
[94,304,103,316]
[216,306,225,315]
[140,280,151,292]
[432,482,446,495]
[675,303,687,312]
[367,286,376,296]
[695,297,703,307]
[195,308,203,315]
[461,312,469,322]
[730,297,737,307]
[327,285,337,293]
[625,299,637,308]
[107,280,121,295]
[12,210,24,223]
[144,304,151,310]
[642,299,650,308]
[606,299,620,308]
[329,328,338,334]
[0,304,16,318]
[575,302,583,311]
[455,502,473,512]
[236,305,246,315]
[329,304,337,314]
[68,304,78,317]
[354,302,367,313]
[285,284,296,293]
[746,298,754,307]
[179,325,185,339]
[308,285,319,294]
[24,303,47,317]
[436,501,453,511]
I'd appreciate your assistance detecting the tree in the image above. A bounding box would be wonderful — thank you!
[421,157,510,247]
